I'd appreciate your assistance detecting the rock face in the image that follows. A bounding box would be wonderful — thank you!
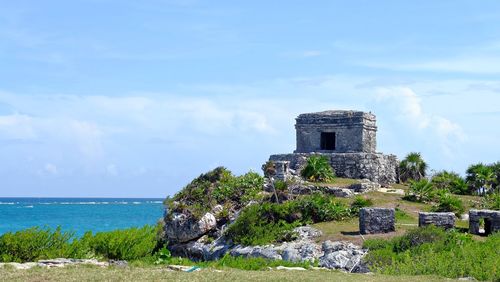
[167,225,369,272]
[469,209,500,235]
[164,212,217,243]
[270,153,398,184]
[419,212,455,229]
[359,208,395,234]
[288,183,354,198]
[319,241,368,272]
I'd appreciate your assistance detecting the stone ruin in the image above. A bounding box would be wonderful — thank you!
[359,208,395,234]
[269,110,398,184]
[469,209,500,235]
[418,212,455,229]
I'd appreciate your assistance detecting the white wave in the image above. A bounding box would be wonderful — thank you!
[0,202,16,205]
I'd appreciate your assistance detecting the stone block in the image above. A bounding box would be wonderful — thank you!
[418,212,455,229]
[359,208,395,234]
[469,209,500,235]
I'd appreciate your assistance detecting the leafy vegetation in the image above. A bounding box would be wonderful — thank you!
[466,163,497,195]
[399,152,427,183]
[431,170,468,195]
[431,192,465,216]
[481,192,500,210]
[349,196,373,215]
[364,226,500,281]
[226,194,353,245]
[166,167,264,218]
[403,179,434,203]
[300,155,335,182]
[0,225,160,263]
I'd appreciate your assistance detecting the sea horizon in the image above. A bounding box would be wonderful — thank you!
[0,197,165,236]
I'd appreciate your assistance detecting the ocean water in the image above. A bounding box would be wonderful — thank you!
[0,198,165,237]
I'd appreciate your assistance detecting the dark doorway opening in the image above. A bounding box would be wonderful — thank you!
[484,218,492,235]
[320,132,336,150]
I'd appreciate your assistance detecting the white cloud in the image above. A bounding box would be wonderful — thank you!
[374,87,466,157]
[44,163,58,175]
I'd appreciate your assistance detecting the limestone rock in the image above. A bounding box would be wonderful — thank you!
[164,212,217,243]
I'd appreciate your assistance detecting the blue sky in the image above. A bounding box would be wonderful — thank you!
[1,0,500,197]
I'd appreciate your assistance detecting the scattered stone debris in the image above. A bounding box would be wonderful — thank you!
[166,265,201,272]
[0,258,113,270]
[275,266,306,271]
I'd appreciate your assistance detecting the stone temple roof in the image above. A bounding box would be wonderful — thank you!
[296,110,375,120]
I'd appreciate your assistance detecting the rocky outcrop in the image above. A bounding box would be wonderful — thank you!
[164,212,217,243]
[319,241,368,272]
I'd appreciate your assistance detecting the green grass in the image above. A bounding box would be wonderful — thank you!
[0,265,450,282]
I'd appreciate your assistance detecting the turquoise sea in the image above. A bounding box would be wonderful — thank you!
[0,198,164,236]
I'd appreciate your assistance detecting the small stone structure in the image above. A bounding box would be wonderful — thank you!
[269,110,398,184]
[469,209,500,235]
[273,161,291,181]
[359,208,395,234]
[418,212,455,229]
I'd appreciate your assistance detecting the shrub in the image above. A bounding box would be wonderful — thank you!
[403,179,434,203]
[167,167,264,218]
[365,227,499,281]
[79,225,159,261]
[431,171,469,195]
[226,194,353,245]
[0,227,73,262]
[300,155,335,182]
[350,196,373,215]
[431,192,465,216]
[482,192,500,210]
[224,203,300,246]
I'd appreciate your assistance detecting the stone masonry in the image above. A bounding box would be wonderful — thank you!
[418,212,455,229]
[359,208,395,234]
[295,110,377,153]
[469,209,500,235]
[268,110,398,184]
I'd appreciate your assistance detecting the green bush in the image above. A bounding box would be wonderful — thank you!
[226,194,353,245]
[350,196,373,215]
[79,225,160,261]
[431,171,469,195]
[300,155,335,182]
[0,225,161,263]
[0,227,74,262]
[365,227,499,281]
[431,192,465,216]
[403,179,434,203]
[166,167,264,219]
[224,202,301,246]
[482,192,500,210]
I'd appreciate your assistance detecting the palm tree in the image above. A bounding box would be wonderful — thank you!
[399,152,428,183]
[466,163,497,195]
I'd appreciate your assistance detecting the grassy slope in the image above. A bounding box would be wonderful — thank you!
[312,182,484,245]
[0,266,449,282]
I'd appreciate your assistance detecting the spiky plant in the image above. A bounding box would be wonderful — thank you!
[399,152,428,183]
[300,155,335,182]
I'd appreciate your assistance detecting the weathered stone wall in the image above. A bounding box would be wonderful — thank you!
[469,209,500,235]
[418,212,455,229]
[269,152,398,184]
[359,208,395,234]
[295,111,376,153]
